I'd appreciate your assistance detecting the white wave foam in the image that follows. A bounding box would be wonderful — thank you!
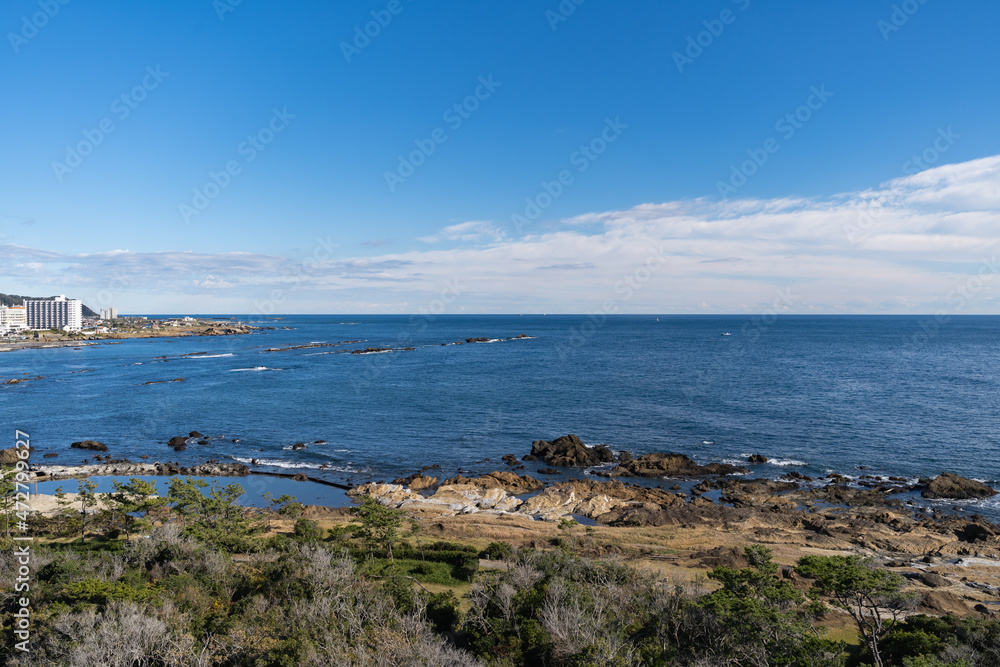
[769,458,807,467]
[187,353,233,359]
[702,441,714,445]
[229,366,282,372]
[232,456,360,473]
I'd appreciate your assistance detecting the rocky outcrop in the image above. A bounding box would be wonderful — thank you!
[439,471,543,495]
[529,435,614,467]
[698,478,800,508]
[31,461,249,481]
[922,473,997,500]
[598,452,749,478]
[393,473,439,491]
[167,436,189,450]
[519,479,685,522]
[747,454,768,464]
[70,440,108,452]
[0,448,25,465]
[348,482,522,515]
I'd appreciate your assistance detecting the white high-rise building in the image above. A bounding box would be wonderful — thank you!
[0,305,28,333]
[100,307,118,320]
[23,295,83,331]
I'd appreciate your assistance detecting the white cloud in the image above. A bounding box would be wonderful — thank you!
[418,220,506,244]
[4,155,1000,314]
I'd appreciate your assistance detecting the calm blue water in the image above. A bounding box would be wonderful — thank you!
[3,315,999,512]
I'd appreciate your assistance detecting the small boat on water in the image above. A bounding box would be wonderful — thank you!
[720,332,732,336]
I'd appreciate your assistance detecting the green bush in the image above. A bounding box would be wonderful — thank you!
[59,578,159,606]
[426,591,461,633]
[480,541,514,560]
[293,518,322,542]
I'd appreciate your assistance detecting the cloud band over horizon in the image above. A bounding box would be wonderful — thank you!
[2,154,999,316]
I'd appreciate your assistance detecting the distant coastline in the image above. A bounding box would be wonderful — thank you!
[0,318,259,353]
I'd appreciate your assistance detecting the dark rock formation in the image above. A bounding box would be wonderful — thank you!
[189,431,204,438]
[922,473,997,500]
[167,436,189,450]
[43,453,58,458]
[70,440,108,452]
[598,452,749,478]
[538,468,562,475]
[292,443,307,450]
[501,454,518,465]
[529,435,615,467]
[748,454,768,464]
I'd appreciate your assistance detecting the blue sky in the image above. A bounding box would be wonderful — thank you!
[1,0,999,314]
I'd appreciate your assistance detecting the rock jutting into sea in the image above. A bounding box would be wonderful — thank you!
[597,451,750,478]
[527,434,615,466]
[70,440,109,452]
[30,461,251,482]
[922,472,998,500]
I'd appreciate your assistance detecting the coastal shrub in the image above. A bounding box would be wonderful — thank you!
[58,578,160,607]
[696,545,830,666]
[427,590,462,633]
[797,554,917,667]
[11,601,190,667]
[481,541,514,561]
[882,615,1000,667]
[292,517,322,542]
[360,543,479,582]
[37,550,86,584]
[352,495,405,560]
[166,477,263,553]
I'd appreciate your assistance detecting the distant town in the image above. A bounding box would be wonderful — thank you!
[0,294,254,345]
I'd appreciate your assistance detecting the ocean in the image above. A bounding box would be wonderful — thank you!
[3,315,999,515]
